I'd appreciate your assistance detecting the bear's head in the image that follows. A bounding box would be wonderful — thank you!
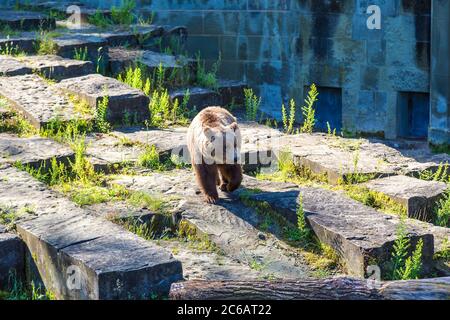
[201,122,241,165]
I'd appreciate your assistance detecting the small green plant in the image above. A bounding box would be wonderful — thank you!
[327,121,336,137]
[88,10,113,28]
[36,32,57,55]
[434,189,450,227]
[282,99,297,134]
[388,218,424,280]
[95,95,111,133]
[73,47,88,61]
[0,39,24,56]
[137,145,161,170]
[111,0,136,25]
[300,84,319,134]
[196,53,221,89]
[0,99,37,137]
[419,162,449,183]
[244,88,261,121]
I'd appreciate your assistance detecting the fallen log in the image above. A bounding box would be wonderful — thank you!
[169,277,450,300]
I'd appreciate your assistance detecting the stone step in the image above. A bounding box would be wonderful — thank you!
[85,123,281,172]
[111,170,324,280]
[0,11,55,31]
[0,74,93,129]
[273,134,450,185]
[52,33,108,62]
[108,47,195,78]
[55,74,150,124]
[86,25,164,47]
[0,166,183,299]
[0,34,36,54]
[30,1,112,23]
[0,133,74,169]
[169,81,247,111]
[242,177,447,278]
[0,225,25,291]
[0,55,94,80]
[157,240,262,281]
[364,175,448,222]
[170,87,221,111]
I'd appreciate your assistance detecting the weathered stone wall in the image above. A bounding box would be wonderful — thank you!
[19,0,448,144]
[430,0,450,145]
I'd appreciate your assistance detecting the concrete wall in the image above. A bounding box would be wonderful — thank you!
[22,0,448,144]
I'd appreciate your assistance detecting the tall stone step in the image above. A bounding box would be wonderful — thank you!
[0,11,55,31]
[55,74,150,124]
[0,74,94,129]
[29,1,112,23]
[241,177,448,277]
[111,171,326,280]
[0,55,94,80]
[0,225,25,291]
[0,166,183,300]
[108,47,195,80]
[363,175,448,222]
[0,133,74,169]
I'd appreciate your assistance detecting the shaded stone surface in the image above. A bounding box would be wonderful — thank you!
[364,175,448,221]
[218,80,247,106]
[0,74,93,129]
[55,74,150,124]
[241,177,438,277]
[0,228,25,291]
[0,11,55,31]
[108,47,194,77]
[0,166,183,300]
[170,87,221,111]
[53,33,108,62]
[87,25,164,47]
[0,35,36,54]
[0,133,74,168]
[111,170,324,280]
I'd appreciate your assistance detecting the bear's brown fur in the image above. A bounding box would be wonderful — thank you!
[187,107,243,204]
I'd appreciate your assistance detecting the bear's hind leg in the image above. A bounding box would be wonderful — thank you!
[193,163,219,204]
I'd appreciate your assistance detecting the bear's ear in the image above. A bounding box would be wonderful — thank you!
[229,122,239,132]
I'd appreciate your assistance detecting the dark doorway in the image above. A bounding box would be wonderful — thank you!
[305,86,342,132]
[397,92,430,139]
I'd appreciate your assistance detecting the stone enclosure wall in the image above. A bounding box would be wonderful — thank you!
[19,0,450,145]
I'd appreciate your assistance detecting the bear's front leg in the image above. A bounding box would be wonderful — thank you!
[193,163,219,204]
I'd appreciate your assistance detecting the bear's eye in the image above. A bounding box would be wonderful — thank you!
[210,136,216,142]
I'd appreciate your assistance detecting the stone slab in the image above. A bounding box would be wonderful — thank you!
[242,177,439,277]
[0,74,93,129]
[0,133,74,168]
[88,25,164,47]
[0,230,25,291]
[0,11,55,31]
[53,34,108,62]
[55,74,150,124]
[0,35,36,54]
[18,55,95,80]
[218,80,248,107]
[275,134,450,184]
[0,166,183,299]
[111,170,324,280]
[364,175,448,221]
[0,56,32,76]
[108,47,194,78]
[0,55,94,80]
[170,87,221,111]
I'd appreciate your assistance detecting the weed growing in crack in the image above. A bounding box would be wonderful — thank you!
[300,84,319,134]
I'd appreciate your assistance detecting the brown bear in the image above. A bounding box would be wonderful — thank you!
[187,106,243,204]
